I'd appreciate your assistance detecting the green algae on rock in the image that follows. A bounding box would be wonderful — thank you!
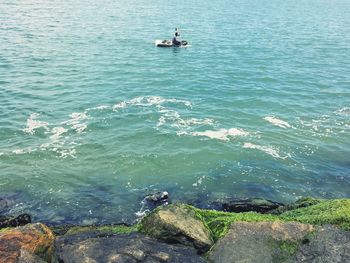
[271,197,322,215]
[280,199,350,230]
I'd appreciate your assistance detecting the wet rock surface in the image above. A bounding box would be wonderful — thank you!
[209,197,284,213]
[0,213,31,228]
[139,203,213,253]
[289,225,350,263]
[0,223,55,263]
[136,191,170,217]
[55,231,206,263]
[208,222,314,263]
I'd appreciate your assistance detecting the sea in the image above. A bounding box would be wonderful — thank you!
[0,0,349,225]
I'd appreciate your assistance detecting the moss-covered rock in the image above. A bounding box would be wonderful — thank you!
[271,197,322,215]
[139,203,214,253]
[0,223,55,263]
[280,199,350,230]
[195,208,280,242]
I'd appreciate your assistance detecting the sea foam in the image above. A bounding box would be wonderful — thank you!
[23,113,49,135]
[192,128,249,141]
[264,116,291,128]
[243,142,289,159]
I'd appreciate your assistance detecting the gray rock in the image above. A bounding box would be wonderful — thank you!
[55,231,206,263]
[289,225,350,263]
[208,221,314,263]
[18,249,47,263]
[139,203,214,253]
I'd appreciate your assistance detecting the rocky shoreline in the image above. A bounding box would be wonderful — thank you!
[0,197,349,262]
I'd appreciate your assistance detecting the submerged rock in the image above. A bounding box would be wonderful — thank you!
[0,213,31,228]
[145,191,169,205]
[210,197,284,213]
[271,197,321,215]
[139,203,213,253]
[0,223,55,263]
[208,221,314,263]
[0,198,8,212]
[55,231,206,263]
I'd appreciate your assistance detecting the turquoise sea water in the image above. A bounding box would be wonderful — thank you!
[1,0,349,225]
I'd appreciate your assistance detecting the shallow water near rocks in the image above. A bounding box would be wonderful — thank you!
[0,0,349,225]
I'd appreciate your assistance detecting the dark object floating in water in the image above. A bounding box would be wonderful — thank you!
[0,214,32,228]
[155,39,189,47]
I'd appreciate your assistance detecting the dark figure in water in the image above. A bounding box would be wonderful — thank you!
[172,28,181,46]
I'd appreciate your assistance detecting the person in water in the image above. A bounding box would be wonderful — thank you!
[172,28,181,46]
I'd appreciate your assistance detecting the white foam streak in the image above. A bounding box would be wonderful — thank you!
[23,113,49,135]
[63,112,88,133]
[264,116,291,128]
[113,96,192,111]
[87,105,110,111]
[192,128,249,141]
[243,142,288,159]
[50,127,68,140]
[112,101,127,111]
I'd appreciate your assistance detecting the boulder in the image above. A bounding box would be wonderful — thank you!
[208,221,314,263]
[0,223,55,263]
[0,213,31,228]
[139,203,213,253]
[289,225,350,263]
[55,231,206,263]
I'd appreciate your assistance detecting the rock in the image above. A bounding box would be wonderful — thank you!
[139,203,213,253]
[289,225,350,263]
[0,223,55,263]
[208,221,314,263]
[18,249,47,263]
[0,213,31,228]
[271,197,321,215]
[215,197,284,213]
[55,231,206,263]
[136,191,170,217]
[145,191,169,205]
